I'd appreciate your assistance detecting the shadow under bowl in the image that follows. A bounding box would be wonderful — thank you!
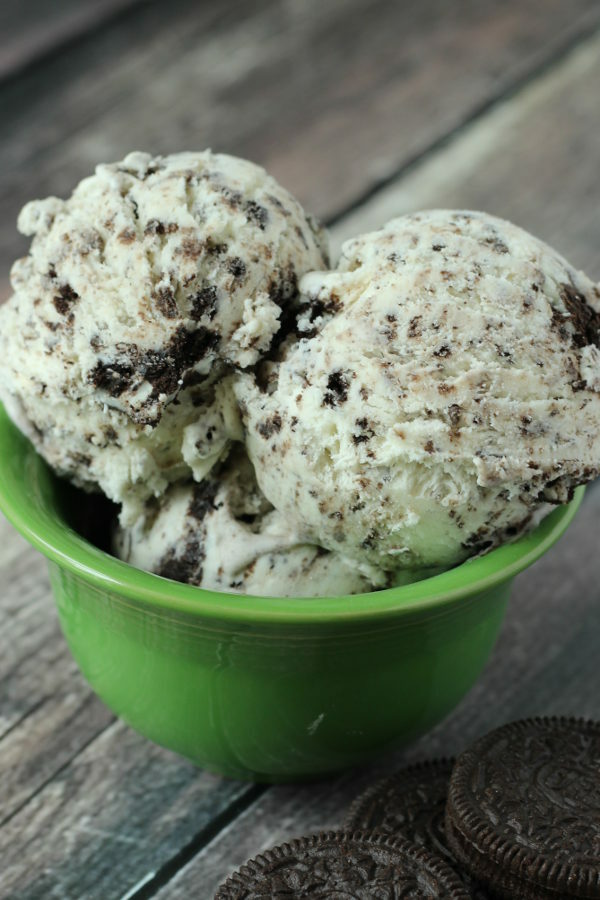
[0,403,584,782]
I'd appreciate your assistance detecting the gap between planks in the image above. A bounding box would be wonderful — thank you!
[327,12,600,230]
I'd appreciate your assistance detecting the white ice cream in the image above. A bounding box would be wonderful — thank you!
[0,151,328,523]
[114,449,385,597]
[236,210,600,570]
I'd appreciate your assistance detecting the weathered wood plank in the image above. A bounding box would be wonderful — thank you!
[155,485,600,899]
[0,522,67,742]
[2,0,600,275]
[334,30,600,278]
[0,516,115,824]
[0,0,143,82]
[0,720,262,900]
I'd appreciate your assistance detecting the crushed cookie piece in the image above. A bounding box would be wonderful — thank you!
[179,238,204,258]
[189,285,218,321]
[483,236,509,254]
[117,228,136,244]
[323,370,349,407]
[407,316,422,338]
[257,414,282,439]
[154,286,178,319]
[188,480,219,522]
[448,404,462,427]
[89,360,135,397]
[227,257,247,278]
[559,283,600,348]
[52,283,79,316]
[245,201,268,230]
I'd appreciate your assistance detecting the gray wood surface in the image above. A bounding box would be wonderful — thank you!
[0,0,143,82]
[0,2,599,898]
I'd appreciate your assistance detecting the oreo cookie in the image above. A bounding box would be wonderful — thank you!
[445,717,600,899]
[345,759,490,898]
[215,830,470,899]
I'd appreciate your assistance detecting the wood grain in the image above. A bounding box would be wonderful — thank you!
[155,484,600,899]
[0,0,143,82]
[0,517,115,825]
[334,29,600,279]
[2,0,600,275]
[0,718,261,900]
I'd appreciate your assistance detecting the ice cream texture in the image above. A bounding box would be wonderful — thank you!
[114,449,384,597]
[0,151,328,524]
[2,166,600,594]
[237,210,600,571]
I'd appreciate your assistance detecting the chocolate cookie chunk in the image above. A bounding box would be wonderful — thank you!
[345,759,491,898]
[445,717,600,899]
[215,830,470,899]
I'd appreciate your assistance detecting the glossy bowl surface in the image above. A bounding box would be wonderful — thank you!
[0,404,583,781]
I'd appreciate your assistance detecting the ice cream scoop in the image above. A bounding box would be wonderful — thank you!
[236,210,600,571]
[0,151,328,523]
[113,448,384,597]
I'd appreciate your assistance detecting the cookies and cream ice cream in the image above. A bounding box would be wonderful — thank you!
[114,449,385,597]
[2,161,599,596]
[0,151,328,523]
[237,210,600,571]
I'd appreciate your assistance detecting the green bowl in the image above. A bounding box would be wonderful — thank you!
[0,403,583,782]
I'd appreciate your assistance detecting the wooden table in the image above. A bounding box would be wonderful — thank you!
[1,1,600,896]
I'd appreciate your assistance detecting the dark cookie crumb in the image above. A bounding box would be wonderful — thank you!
[353,416,375,444]
[268,266,299,307]
[187,480,219,522]
[145,326,220,397]
[227,257,247,279]
[89,360,135,397]
[559,283,600,349]
[179,238,205,259]
[144,220,178,236]
[323,370,349,407]
[361,530,377,550]
[245,200,268,230]
[52,283,79,316]
[154,286,179,319]
[407,316,422,338]
[257,413,282,439]
[206,238,228,256]
[483,236,509,254]
[157,539,203,585]
[448,404,462,428]
[189,285,218,321]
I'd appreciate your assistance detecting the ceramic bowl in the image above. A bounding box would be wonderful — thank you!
[0,403,583,781]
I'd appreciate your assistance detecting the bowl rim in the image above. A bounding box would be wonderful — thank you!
[0,403,584,625]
